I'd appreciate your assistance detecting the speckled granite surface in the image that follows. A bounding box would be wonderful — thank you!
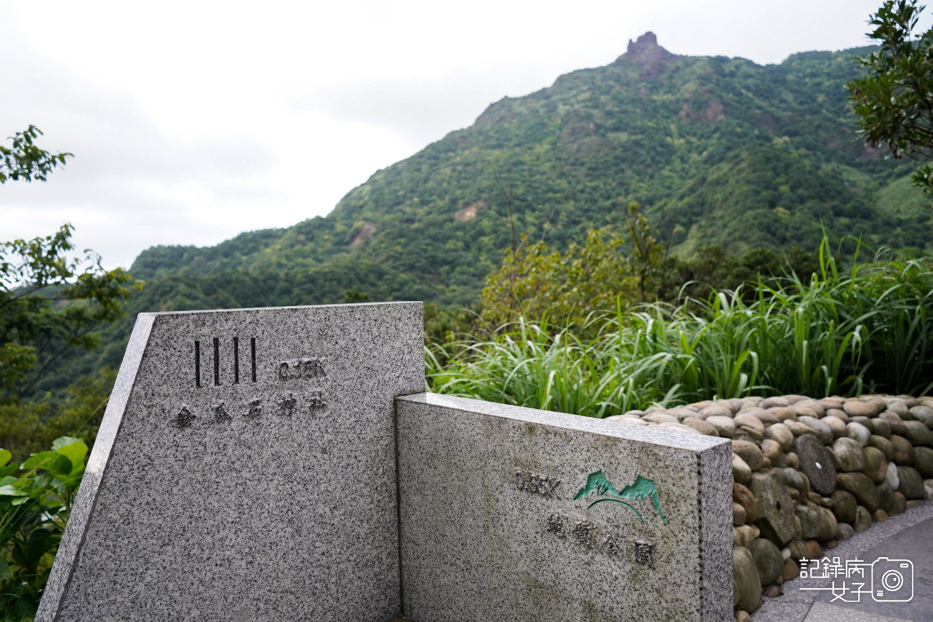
[37,303,423,622]
[396,393,733,621]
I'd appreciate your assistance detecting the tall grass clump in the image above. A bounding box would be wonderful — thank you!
[426,316,619,417]
[427,239,933,417]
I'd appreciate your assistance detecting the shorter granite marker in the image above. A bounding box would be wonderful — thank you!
[395,393,732,622]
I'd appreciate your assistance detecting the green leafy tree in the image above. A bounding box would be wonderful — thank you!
[478,230,636,329]
[848,0,933,193]
[626,201,669,302]
[479,202,679,329]
[1,129,140,460]
[343,289,371,303]
[1,225,140,405]
[0,368,116,463]
[0,130,121,621]
[0,126,72,184]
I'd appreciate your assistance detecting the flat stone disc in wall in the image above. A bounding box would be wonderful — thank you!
[793,434,837,496]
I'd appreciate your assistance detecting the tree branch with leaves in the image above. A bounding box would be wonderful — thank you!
[848,0,933,193]
[0,126,72,184]
[0,225,141,404]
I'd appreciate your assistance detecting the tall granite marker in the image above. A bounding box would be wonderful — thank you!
[37,303,424,622]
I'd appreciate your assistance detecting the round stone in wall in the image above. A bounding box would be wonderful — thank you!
[794,434,837,495]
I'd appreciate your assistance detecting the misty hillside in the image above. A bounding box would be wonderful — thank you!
[45,33,932,392]
[129,33,929,308]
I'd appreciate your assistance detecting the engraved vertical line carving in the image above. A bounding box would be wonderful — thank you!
[233,336,240,384]
[194,341,201,388]
[251,337,257,382]
[213,337,220,386]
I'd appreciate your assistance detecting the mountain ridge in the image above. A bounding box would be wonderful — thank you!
[26,35,925,396]
[129,36,928,309]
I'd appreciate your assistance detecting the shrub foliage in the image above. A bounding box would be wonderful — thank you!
[429,238,933,415]
[0,437,87,621]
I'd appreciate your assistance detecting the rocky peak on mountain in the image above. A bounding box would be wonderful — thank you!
[616,32,677,77]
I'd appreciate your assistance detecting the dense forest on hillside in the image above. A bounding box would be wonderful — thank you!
[131,35,928,296]
[28,34,933,397]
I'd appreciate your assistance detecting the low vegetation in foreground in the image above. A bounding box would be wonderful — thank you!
[428,239,933,414]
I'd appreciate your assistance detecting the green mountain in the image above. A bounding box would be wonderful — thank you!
[41,33,933,392]
[130,34,929,303]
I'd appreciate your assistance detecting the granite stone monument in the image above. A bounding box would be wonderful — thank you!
[37,303,424,622]
[38,301,734,621]
[395,393,733,622]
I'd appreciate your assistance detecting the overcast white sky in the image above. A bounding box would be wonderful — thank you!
[2,0,926,270]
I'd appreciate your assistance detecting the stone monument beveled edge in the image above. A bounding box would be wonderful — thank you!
[396,392,732,451]
[697,431,734,621]
[36,313,156,622]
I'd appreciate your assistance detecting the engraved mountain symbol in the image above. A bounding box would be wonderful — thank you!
[573,471,668,524]
[617,475,668,523]
[574,470,621,500]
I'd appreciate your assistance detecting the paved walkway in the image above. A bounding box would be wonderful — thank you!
[754,502,933,622]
